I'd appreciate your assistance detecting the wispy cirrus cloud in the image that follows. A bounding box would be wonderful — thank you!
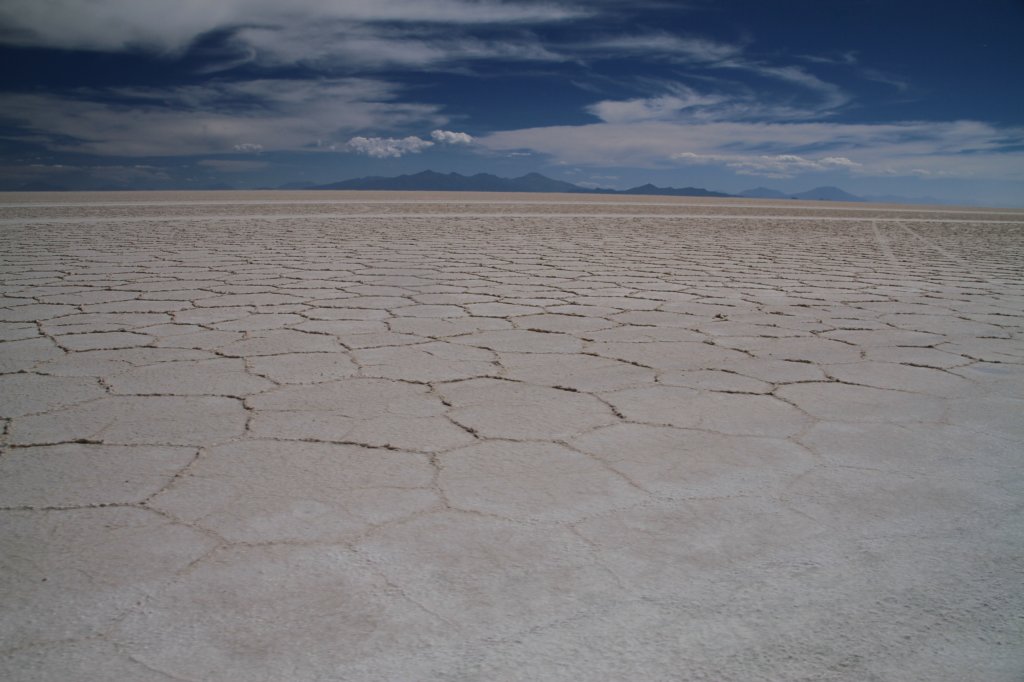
[584,38,853,117]
[583,33,743,62]
[799,51,911,92]
[479,119,1024,180]
[727,63,851,111]
[583,76,848,130]
[0,79,445,156]
[672,152,861,178]
[0,0,584,54]
[586,87,728,124]
[228,23,565,70]
[0,0,579,85]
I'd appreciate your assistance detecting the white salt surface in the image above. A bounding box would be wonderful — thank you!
[1,191,1022,680]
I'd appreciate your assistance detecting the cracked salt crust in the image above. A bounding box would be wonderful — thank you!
[1,191,1022,681]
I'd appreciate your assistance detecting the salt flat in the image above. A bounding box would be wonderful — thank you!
[1,191,1022,681]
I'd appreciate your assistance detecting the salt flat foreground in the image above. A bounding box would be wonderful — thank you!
[1,191,1022,681]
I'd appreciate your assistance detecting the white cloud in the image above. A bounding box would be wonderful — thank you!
[478,119,1024,180]
[0,0,583,54]
[0,79,445,156]
[585,34,743,62]
[333,128,472,159]
[800,52,911,92]
[431,129,473,145]
[819,156,861,168]
[729,63,851,111]
[345,136,434,158]
[230,23,565,70]
[585,36,851,117]
[587,90,727,124]
[0,0,576,79]
[672,152,862,178]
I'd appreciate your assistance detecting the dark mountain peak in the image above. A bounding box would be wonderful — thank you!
[408,170,445,178]
[740,187,788,199]
[623,183,733,198]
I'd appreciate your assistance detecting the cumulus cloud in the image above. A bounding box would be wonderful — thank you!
[341,129,472,157]
[431,129,473,144]
[819,156,861,168]
[345,135,434,158]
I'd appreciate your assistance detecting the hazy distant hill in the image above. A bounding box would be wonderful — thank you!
[790,186,866,202]
[739,187,790,199]
[744,185,868,202]
[622,183,732,198]
[742,185,960,205]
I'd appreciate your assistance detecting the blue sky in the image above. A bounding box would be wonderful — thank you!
[1,0,1022,204]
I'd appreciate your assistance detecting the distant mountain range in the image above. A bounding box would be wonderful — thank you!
[737,185,945,204]
[740,186,865,202]
[0,168,950,206]
[619,183,732,198]
[297,170,946,205]
[309,170,732,197]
